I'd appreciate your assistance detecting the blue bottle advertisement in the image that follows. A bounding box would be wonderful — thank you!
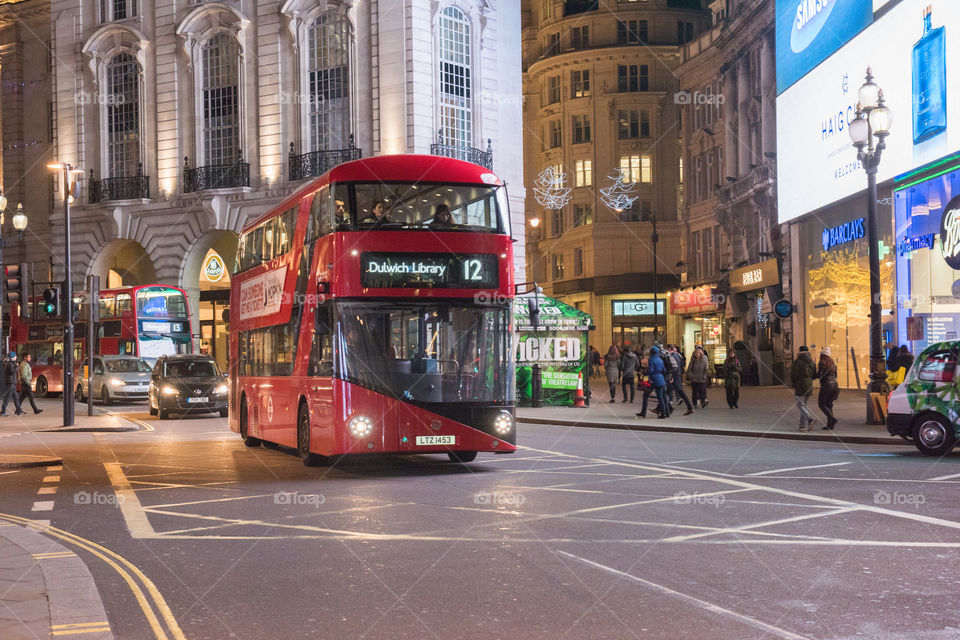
[912,4,947,144]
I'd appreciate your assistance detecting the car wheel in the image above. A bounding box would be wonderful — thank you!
[76,384,85,403]
[447,451,478,463]
[913,413,957,457]
[219,407,228,418]
[297,402,321,466]
[36,377,48,398]
[101,386,112,406]
[239,398,260,447]
[159,403,170,420]
[149,403,157,416]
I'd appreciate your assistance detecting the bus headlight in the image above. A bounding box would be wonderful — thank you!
[162,385,179,396]
[348,415,373,437]
[109,378,126,386]
[493,411,513,435]
[213,384,228,395]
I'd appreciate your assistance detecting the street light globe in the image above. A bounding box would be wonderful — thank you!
[848,115,869,144]
[12,203,27,232]
[869,104,893,135]
[858,68,881,110]
[529,217,540,228]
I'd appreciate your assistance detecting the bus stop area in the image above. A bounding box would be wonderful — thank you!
[518,386,900,446]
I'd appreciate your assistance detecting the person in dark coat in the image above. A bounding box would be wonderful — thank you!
[884,342,899,371]
[589,346,601,377]
[666,345,694,415]
[619,347,639,403]
[18,353,41,414]
[722,351,741,409]
[817,346,839,430]
[687,347,710,408]
[791,346,817,430]
[897,345,914,372]
[603,345,620,403]
[635,346,670,419]
[0,351,24,416]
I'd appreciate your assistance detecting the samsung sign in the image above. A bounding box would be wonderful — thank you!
[821,218,865,251]
[777,0,960,223]
[775,0,873,94]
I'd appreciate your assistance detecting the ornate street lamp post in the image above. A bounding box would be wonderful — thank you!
[848,67,893,421]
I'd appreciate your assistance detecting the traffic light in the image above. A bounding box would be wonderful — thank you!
[41,287,60,317]
[4,263,28,317]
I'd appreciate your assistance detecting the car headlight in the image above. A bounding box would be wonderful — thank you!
[493,411,513,435]
[348,415,373,437]
[161,385,179,396]
[110,378,126,386]
[213,384,228,395]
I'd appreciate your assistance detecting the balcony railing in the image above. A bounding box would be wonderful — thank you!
[430,131,494,170]
[183,152,250,193]
[88,164,150,203]
[717,163,776,204]
[288,137,362,181]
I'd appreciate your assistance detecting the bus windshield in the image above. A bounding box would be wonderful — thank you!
[136,287,189,318]
[335,301,512,404]
[350,183,504,233]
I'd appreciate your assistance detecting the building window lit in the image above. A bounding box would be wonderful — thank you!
[438,6,473,149]
[571,70,590,98]
[201,33,240,165]
[307,11,351,151]
[619,154,651,183]
[105,53,140,178]
[641,154,652,183]
[573,204,593,227]
[575,159,592,187]
[551,253,565,280]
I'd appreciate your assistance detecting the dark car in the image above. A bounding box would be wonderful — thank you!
[148,355,228,419]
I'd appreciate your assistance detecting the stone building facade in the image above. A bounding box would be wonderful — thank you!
[48,0,523,364]
[522,0,710,353]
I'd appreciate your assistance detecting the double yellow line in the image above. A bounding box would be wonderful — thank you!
[0,512,186,640]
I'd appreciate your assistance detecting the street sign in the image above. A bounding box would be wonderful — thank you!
[774,299,794,319]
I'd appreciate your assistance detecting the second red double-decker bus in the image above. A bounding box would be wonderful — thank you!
[229,155,516,465]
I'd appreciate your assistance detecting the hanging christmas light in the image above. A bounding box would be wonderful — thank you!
[533,166,572,210]
[599,168,639,212]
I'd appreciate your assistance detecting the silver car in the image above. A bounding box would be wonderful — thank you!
[77,356,153,405]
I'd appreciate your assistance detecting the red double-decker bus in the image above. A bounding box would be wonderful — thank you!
[10,284,193,396]
[229,155,516,465]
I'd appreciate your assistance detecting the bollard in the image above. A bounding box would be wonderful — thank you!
[531,363,543,408]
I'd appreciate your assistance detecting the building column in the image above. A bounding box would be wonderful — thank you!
[723,67,737,181]
[760,32,776,156]
[736,57,750,176]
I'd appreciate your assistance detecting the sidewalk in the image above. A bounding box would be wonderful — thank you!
[518,383,904,446]
[0,522,112,639]
[0,398,138,436]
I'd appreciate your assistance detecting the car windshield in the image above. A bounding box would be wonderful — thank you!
[106,359,152,373]
[164,360,220,378]
[335,301,512,403]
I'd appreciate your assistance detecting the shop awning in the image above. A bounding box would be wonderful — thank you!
[514,294,594,332]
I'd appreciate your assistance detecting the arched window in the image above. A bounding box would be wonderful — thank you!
[105,52,140,178]
[437,6,472,150]
[201,33,240,166]
[306,11,350,151]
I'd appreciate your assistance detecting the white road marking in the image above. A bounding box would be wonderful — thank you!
[926,471,960,482]
[557,551,811,640]
[103,462,158,538]
[41,475,60,483]
[29,519,50,527]
[37,487,57,495]
[659,507,860,543]
[747,462,852,476]
[46,465,63,471]
[31,501,55,512]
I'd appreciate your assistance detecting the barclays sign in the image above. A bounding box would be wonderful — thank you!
[821,217,865,252]
[776,0,873,94]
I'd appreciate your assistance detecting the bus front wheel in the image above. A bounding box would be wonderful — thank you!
[448,451,478,463]
[297,403,321,467]
[239,398,260,447]
[36,377,48,397]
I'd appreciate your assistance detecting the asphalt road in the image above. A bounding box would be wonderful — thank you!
[4,403,960,640]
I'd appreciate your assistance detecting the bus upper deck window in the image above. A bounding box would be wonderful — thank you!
[100,296,116,319]
[116,293,132,314]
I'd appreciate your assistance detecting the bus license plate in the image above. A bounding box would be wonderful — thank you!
[415,435,455,446]
[187,397,208,403]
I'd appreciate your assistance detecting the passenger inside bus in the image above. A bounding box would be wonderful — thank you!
[360,200,394,227]
[429,204,455,228]
[334,199,351,229]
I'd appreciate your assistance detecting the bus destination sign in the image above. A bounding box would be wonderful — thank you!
[361,253,499,289]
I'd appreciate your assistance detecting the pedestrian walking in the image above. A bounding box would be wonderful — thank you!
[619,346,639,403]
[636,346,670,418]
[18,354,42,415]
[896,345,914,372]
[604,345,620,403]
[722,351,741,409]
[817,346,839,430]
[0,352,24,416]
[790,346,817,430]
[662,345,677,406]
[589,345,602,377]
[666,345,694,415]
[687,346,710,408]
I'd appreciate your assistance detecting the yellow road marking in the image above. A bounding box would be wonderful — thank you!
[52,627,112,636]
[0,513,185,640]
[51,622,111,629]
[33,552,76,559]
